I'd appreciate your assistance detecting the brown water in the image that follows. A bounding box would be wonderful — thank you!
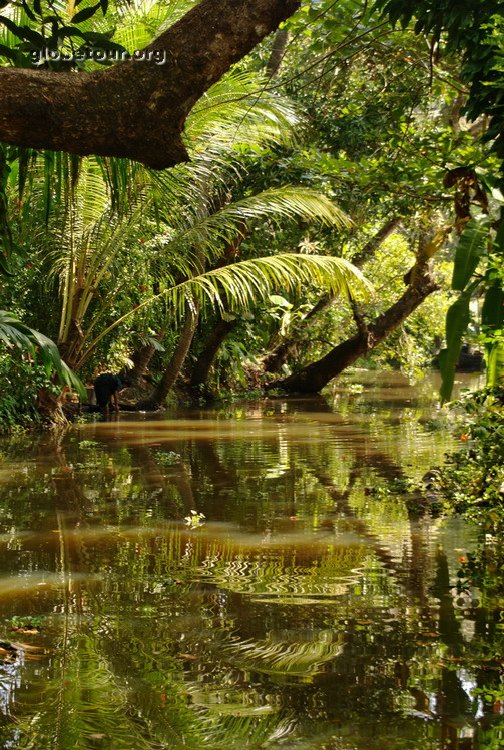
[0,371,502,750]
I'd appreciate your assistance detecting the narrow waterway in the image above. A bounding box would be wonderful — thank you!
[0,371,502,750]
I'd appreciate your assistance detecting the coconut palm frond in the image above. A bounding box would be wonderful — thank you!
[187,70,301,149]
[113,0,198,51]
[0,310,37,350]
[161,186,351,262]
[183,253,370,313]
[150,73,302,210]
[81,253,371,367]
[79,158,116,224]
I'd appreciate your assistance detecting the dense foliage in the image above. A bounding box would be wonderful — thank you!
[0,3,503,747]
[431,387,504,596]
[0,0,502,424]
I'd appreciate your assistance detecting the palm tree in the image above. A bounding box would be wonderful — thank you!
[1,2,370,414]
[9,62,367,384]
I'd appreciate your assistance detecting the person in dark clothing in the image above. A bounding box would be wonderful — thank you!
[93,373,124,416]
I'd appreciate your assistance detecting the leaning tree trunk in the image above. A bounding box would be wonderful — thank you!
[266,28,290,77]
[137,302,199,409]
[127,342,158,387]
[189,317,238,392]
[263,294,333,373]
[263,216,402,373]
[187,229,248,392]
[272,267,440,393]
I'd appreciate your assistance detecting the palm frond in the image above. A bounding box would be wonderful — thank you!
[113,0,198,52]
[186,69,301,150]
[157,186,351,263]
[79,254,371,367]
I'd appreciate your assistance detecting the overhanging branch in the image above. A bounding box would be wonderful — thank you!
[0,0,300,168]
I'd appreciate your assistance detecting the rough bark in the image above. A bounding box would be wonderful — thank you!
[127,342,157,387]
[272,264,439,393]
[263,217,402,373]
[189,317,238,391]
[266,28,290,77]
[0,0,300,168]
[137,302,199,409]
[187,228,248,391]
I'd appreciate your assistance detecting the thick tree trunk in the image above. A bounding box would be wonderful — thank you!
[138,302,199,409]
[272,268,439,393]
[0,0,300,168]
[190,318,238,391]
[263,217,402,373]
[127,343,157,387]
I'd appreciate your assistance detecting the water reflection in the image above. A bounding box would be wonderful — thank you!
[0,371,502,749]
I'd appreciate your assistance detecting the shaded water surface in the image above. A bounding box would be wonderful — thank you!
[0,372,502,749]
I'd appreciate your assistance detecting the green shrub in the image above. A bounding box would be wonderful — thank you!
[0,352,58,431]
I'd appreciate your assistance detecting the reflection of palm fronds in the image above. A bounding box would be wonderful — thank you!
[197,711,297,749]
[218,629,344,678]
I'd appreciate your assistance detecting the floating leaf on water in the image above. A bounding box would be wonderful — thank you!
[184,510,206,529]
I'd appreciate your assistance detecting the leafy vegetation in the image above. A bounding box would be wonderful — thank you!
[0,0,501,421]
[0,4,503,748]
[432,387,504,596]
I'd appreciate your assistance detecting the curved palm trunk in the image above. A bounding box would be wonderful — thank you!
[188,230,248,393]
[127,343,158,387]
[189,317,238,392]
[137,303,199,409]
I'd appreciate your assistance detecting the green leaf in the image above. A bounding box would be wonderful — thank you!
[72,3,102,24]
[451,218,489,292]
[0,252,14,277]
[0,311,86,399]
[486,341,504,388]
[439,289,474,404]
[482,282,504,330]
[269,294,292,308]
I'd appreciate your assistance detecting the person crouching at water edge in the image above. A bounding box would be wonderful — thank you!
[93,373,127,417]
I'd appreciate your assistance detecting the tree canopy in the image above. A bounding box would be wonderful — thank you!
[0,0,503,421]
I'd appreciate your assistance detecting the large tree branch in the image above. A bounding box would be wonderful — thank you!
[271,263,440,393]
[262,217,402,373]
[0,0,300,168]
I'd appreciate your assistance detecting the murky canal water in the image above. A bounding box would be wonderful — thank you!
[0,371,502,749]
